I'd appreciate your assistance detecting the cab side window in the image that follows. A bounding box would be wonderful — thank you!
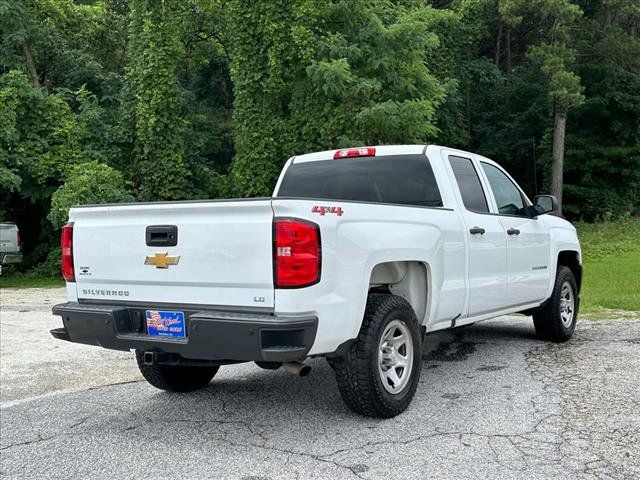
[481,163,527,216]
[449,156,489,213]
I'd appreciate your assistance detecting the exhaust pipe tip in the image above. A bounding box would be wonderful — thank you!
[282,361,311,377]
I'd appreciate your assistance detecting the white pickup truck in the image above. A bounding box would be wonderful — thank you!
[51,145,581,417]
[0,222,23,275]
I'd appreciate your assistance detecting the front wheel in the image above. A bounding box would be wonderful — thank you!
[330,294,422,418]
[135,351,219,392]
[533,266,579,342]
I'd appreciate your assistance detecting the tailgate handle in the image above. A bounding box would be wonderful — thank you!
[146,225,178,247]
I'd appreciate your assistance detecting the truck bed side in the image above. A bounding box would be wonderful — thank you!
[271,198,466,355]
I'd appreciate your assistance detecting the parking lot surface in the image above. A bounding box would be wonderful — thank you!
[1,288,639,479]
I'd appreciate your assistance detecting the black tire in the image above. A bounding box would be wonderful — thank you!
[330,294,422,418]
[135,351,219,392]
[533,266,579,342]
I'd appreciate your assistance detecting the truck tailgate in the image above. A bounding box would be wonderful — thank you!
[70,200,275,308]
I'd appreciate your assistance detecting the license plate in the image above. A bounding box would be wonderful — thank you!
[145,310,186,338]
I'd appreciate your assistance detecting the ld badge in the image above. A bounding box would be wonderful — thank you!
[145,252,180,269]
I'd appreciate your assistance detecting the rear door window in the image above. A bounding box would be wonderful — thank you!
[448,156,489,213]
[277,155,443,207]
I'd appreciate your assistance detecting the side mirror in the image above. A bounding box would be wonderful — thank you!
[533,195,558,216]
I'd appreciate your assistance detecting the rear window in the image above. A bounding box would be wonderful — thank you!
[277,155,443,207]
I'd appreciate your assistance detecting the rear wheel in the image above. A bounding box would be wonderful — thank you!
[135,351,219,392]
[330,294,422,418]
[533,266,579,342]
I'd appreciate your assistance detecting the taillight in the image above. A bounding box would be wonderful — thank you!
[274,218,320,288]
[333,147,376,159]
[61,223,75,282]
[16,229,21,250]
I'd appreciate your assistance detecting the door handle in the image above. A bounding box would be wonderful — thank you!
[507,228,520,236]
[469,227,485,235]
[146,225,178,246]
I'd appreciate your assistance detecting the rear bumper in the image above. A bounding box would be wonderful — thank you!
[1,252,22,265]
[51,302,317,363]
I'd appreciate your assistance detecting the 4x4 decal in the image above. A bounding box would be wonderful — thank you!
[312,205,344,216]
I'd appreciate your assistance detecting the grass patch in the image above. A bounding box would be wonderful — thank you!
[576,218,640,259]
[0,273,64,289]
[577,218,640,315]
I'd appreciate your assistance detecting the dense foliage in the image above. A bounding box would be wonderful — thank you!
[48,160,133,228]
[1,0,639,271]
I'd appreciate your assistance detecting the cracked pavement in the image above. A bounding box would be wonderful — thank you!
[1,289,639,479]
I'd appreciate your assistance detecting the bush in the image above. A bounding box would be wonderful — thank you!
[30,246,62,278]
[48,161,134,229]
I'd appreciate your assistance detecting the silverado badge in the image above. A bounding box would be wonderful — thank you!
[144,252,180,269]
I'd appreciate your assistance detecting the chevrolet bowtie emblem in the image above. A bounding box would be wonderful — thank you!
[144,252,180,269]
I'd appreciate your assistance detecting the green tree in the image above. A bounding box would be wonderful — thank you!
[0,70,81,211]
[0,70,114,267]
[227,0,447,196]
[126,0,191,201]
[498,0,585,215]
[561,0,640,219]
[0,0,40,86]
[223,0,316,196]
[48,160,133,228]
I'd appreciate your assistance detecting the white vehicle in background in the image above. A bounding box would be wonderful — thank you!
[51,145,581,417]
[0,222,23,275]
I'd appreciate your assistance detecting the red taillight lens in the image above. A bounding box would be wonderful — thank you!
[333,147,376,159]
[274,218,320,288]
[16,229,21,250]
[61,223,75,282]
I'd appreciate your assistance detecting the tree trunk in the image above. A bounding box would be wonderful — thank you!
[505,29,512,75]
[21,42,40,87]
[495,22,502,66]
[551,110,567,216]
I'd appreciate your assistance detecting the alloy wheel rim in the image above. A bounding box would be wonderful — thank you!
[378,319,413,394]
[559,281,575,328]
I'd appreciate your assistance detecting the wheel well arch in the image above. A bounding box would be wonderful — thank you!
[557,250,582,293]
[368,261,430,324]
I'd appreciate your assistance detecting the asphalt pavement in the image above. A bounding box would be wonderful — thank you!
[1,288,639,479]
